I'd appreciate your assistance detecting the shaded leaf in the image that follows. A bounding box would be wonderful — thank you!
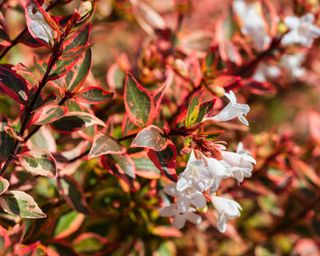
[131,125,168,151]
[0,116,15,163]
[73,233,108,254]
[124,73,153,127]
[0,177,9,196]
[59,175,91,214]
[19,150,57,178]
[89,132,125,159]
[51,112,105,133]
[147,142,177,181]
[0,190,46,219]
[0,65,29,104]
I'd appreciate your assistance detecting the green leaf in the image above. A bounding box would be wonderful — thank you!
[131,125,168,151]
[54,211,85,239]
[19,150,57,178]
[66,48,92,92]
[89,132,125,159]
[51,111,105,133]
[59,175,91,215]
[124,73,153,127]
[73,233,107,254]
[0,190,46,219]
[112,154,136,178]
[75,86,113,104]
[63,25,91,57]
[185,96,200,128]
[34,104,66,125]
[0,177,9,196]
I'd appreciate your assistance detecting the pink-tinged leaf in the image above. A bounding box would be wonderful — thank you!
[58,175,91,215]
[107,63,126,91]
[290,158,320,187]
[54,211,85,239]
[124,73,154,127]
[19,150,57,178]
[0,177,9,196]
[130,0,166,35]
[101,154,136,190]
[61,25,91,61]
[25,0,59,47]
[75,86,113,104]
[89,132,125,159]
[131,125,168,151]
[132,156,160,179]
[243,78,276,95]
[65,48,92,92]
[308,111,320,144]
[147,142,177,181]
[216,14,242,65]
[0,64,29,104]
[27,126,57,152]
[112,154,136,179]
[211,75,242,91]
[51,111,105,133]
[73,232,108,254]
[0,190,46,219]
[33,104,66,125]
[14,242,48,256]
[150,226,182,237]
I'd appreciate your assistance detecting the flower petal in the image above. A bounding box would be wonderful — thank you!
[173,214,187,229]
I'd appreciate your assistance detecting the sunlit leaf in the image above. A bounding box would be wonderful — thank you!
[19,150,57,178]
[131,125,168,151]
[124,73,153,127]
[0,190,46,219]
[89,132,125,159]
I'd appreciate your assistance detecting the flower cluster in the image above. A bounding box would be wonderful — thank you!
[160,91,256,232]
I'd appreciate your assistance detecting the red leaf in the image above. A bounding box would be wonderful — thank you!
[147,142,177,181]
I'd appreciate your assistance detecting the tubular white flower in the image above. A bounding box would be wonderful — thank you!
[280,53,306,78]
[204,91,250,126]
[220,143,256,183]
[281,13,320,47]
[233,0,271,51]
[211,196,242,232]
[204,156,231,192]
[253,63,281,82]
[177,151,213,192]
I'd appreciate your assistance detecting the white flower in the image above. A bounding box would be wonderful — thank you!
[280,53,305,78]
[211,196,242,232]
[233,0,271,51]
[220,143,256,183]
[253,63,281,82]
[204,156,231,192]
[281,13,320,47]
[164,183,207,212]
[176,151,213,192]
[160,204,202,229]
[204,91,250,126]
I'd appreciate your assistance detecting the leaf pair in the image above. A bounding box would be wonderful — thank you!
[0,177,46,219]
